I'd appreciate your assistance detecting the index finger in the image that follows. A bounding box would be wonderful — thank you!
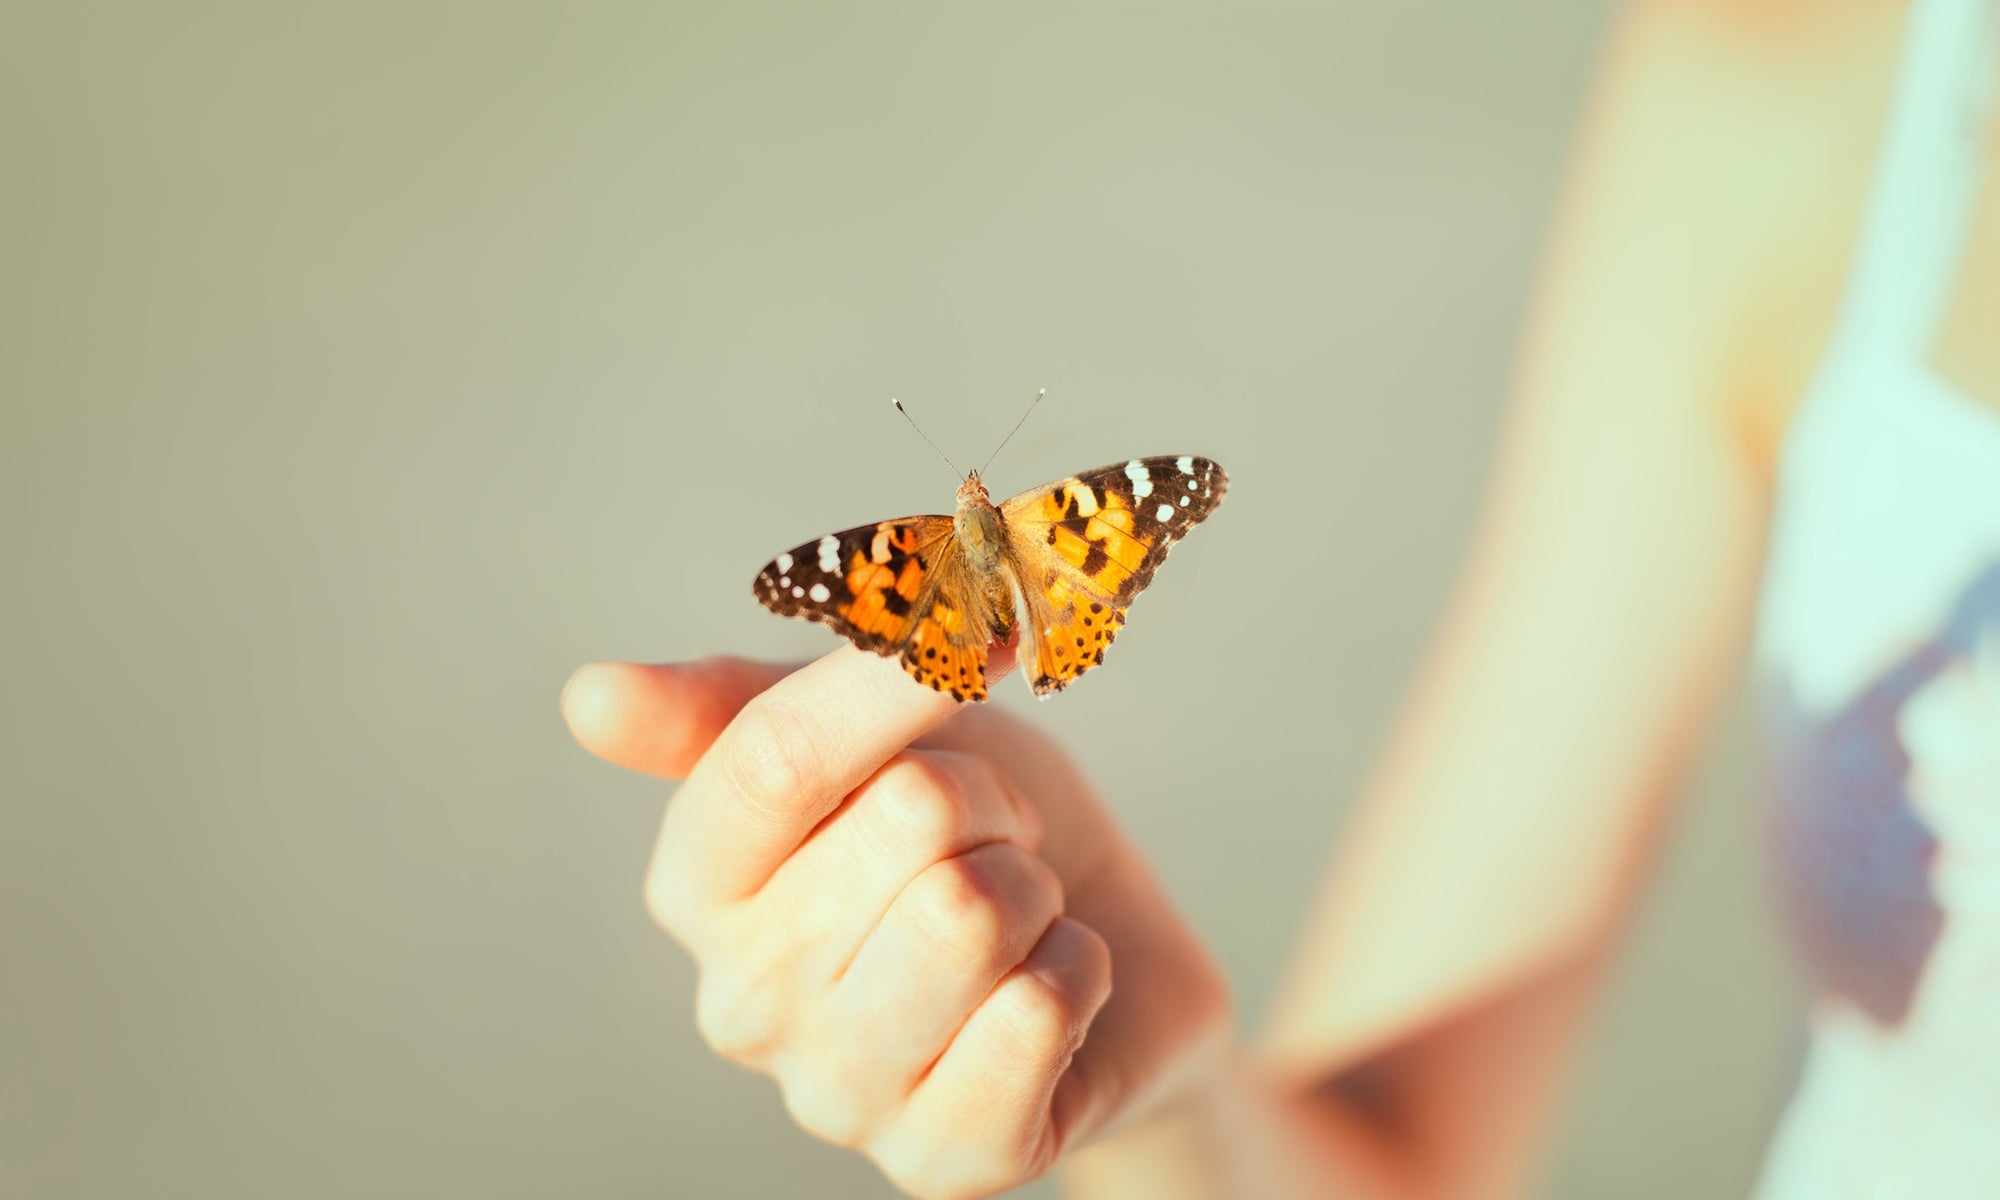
[655,639,1018,905]
[562,657,794,780]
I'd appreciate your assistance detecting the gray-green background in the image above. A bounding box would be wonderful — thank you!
[2,4,1793,1196]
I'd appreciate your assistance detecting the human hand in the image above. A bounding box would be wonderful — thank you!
[562,645,1230,1199]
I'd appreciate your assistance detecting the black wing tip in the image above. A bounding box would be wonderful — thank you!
[1141,455,1228,501]
[751,564,907,659]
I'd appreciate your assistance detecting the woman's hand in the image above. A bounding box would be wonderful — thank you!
[562,644,1230,1200]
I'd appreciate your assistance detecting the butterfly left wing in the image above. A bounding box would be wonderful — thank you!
[751,515,1001,701]
[998,455,1227,696]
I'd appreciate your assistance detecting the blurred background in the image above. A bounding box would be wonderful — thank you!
[1,3,1795,1196]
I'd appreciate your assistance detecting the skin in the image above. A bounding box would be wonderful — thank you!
[565,1,2000,1196]
[563,647,1228,1199]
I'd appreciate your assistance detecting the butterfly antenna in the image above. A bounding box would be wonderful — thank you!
[979,387,1046,476]
[891,398,966,482]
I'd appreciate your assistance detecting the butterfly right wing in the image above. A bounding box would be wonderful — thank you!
[752,514,998,701]
[997,455,1228,695]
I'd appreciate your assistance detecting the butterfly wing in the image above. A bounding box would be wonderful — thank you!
[751,515,999,701]
[998,455,1227,696]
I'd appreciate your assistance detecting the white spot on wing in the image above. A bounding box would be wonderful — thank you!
[817,535,840,573]
[1124,460,1153,498]
[808,583,830,602]
[791,585,805,598]
[775,551,793,574]
[1176,456,1194,474]
[779,576,791,587]
[1179,495,1190,507]
[1155,503,1174,522]
[1186,477,1199,491]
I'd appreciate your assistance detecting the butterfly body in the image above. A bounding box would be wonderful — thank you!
[950,474,1008,572]
[753,456,1227,702]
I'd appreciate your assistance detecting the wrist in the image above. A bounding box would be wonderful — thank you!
[1058,1035,1405,1200]
[1056,1031,1257,1199]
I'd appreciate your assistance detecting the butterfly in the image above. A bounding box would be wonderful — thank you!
[753,453,1227,701]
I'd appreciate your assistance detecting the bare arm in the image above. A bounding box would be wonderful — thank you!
[1064,2,1893,1195]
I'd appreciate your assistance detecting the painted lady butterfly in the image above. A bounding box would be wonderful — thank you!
[754,453,1228,701]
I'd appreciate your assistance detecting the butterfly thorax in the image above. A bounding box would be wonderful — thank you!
[951,472,1007,570]
[951,471,1018,642]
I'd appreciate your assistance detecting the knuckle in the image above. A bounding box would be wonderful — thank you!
[994,970,1090,1061]
[692,969,778,1065]
[641,866,694,939]
[973,759,1041,845]
[720,699,820,818]
[778,1069,869,1149]
[870,754,971,860]
[872,1145,956,1200]
[949,754,1014,818]
[904,854,1017,971]
[874,1136,1023,1200]
[871,1152,933,1200]
[960,753,1011,801]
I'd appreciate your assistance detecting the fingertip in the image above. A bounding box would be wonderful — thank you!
[561,661,636,756]
[564,657,791,779]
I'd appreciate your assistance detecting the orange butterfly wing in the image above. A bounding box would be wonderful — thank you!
[751,515,998,701]
[998,456,1227,696]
